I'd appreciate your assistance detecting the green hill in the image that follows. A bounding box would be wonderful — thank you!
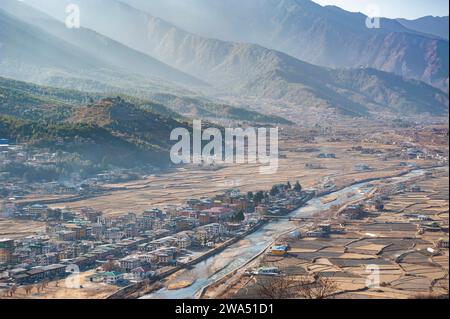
[0,79,191,170]
[0,114,172,169]
[0,76,184,122]
[68,97,189,153]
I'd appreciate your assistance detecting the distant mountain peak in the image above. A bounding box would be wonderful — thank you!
[397,15,449,40]
[2,0,448,121]
[121,0,448,91]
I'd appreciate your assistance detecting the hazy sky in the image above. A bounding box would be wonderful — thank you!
[313,0,449,19]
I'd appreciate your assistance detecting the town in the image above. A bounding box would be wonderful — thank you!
[1,167,312,296]
[1,123,448,299]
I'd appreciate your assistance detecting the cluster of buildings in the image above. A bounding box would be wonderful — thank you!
[397,144,448,163]
[348,141,448,165]
[304,224,333,238]
[1,184,310,287]
[0,140,152,211]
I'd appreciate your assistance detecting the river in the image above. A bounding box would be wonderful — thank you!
[143,168,429,299]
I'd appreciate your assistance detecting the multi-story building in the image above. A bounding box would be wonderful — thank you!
[58,230,77,242]
[0,239,15,265]
[25,204,49,219]
[119,255,142,272]
[195,230,208,244]
[176,235,192,250]
[203,223,224,238]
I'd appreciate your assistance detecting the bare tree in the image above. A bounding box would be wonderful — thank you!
[298,276,338,299]
[31,284,36,294]
[256,275,298,299]
[24,285,33,295]
[8,284,17,297]
[435,270,449,298]
[103,259,120,272]
[256,274,338,299]
[37,281,47,292]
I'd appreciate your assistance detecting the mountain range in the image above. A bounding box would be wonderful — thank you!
[397,16,449,40]
[0,0,203,88]
[9,0,448,119]
[0,0,448,123]
[123,0,449,91]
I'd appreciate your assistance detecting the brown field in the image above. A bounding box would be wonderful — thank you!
[0,219,45,239]
[212,167,449,299]
[1,270,119,299]
[44,127,438,216]
[2,124,448,299]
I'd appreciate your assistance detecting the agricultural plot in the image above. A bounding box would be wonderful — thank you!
[231,167,448,299]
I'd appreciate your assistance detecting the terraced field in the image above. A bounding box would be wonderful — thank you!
[224,167,449,299]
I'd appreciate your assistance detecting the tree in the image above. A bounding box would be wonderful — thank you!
[36,282,46,294]
[294,181,302,193]
[232,210,245,222]
[254,191,265,204]
[287,181,292,190]
[8,284,18,297]
[24,285,33,295]
[297,275,338,299]
[270,185,280,196]
[247,191,254,200]
[256,275,298,299]
[434,270,449,298]
[255,274,337,299]
[103,259,120,272]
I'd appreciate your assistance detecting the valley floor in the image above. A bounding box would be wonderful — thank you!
[33,124,448,216]
[1,123,448,299]
[209,167,449,299]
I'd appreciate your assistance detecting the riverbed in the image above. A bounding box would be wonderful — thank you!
[143,168,429,299]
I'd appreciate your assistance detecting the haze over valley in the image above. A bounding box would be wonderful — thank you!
[0,0,448,301]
